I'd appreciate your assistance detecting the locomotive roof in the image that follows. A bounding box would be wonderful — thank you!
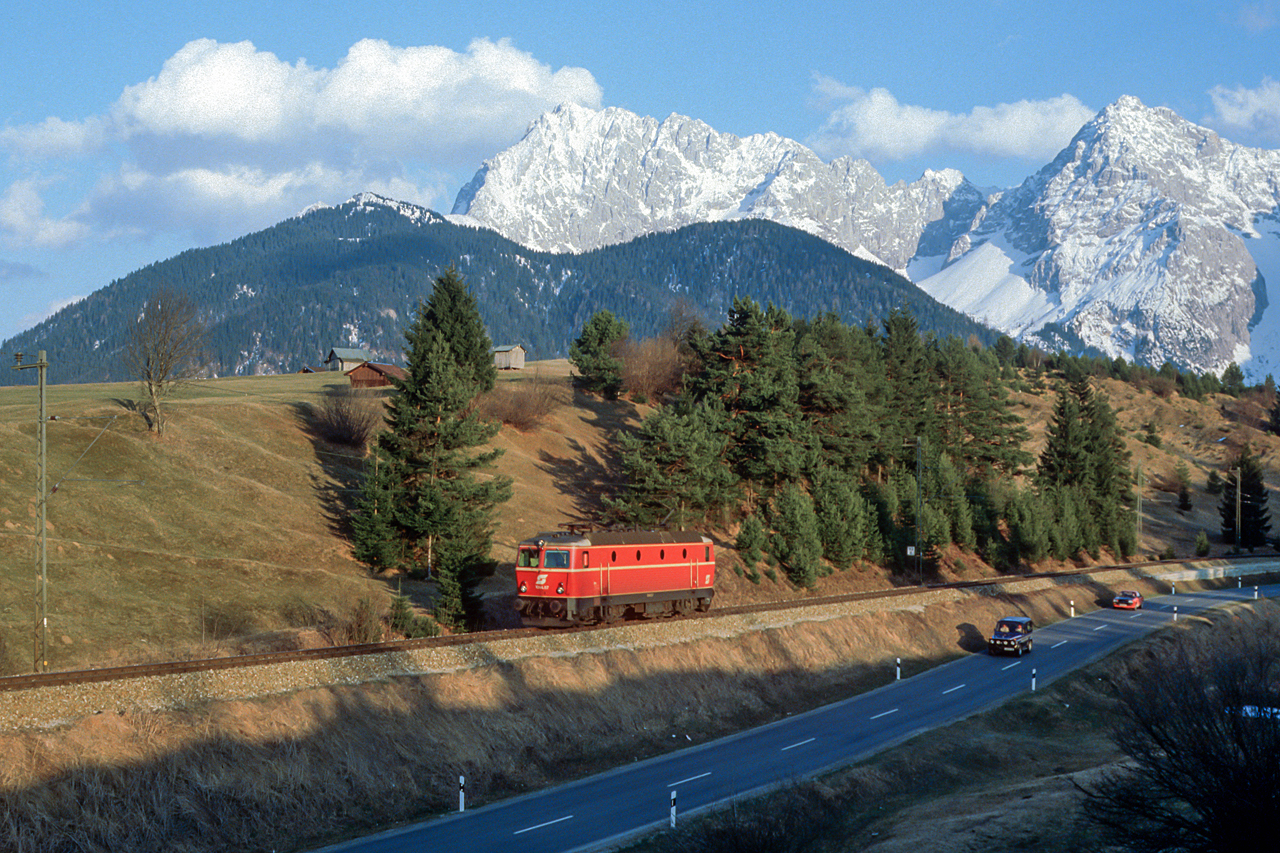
[518,530,712,547]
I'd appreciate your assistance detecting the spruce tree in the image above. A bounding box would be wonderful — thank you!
[685,298,812,491]
[569,309,629,397]
[350,270,512,630]
[1219,445,1271,549]
[606,399,738,527]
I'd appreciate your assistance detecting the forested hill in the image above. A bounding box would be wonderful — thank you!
[3,194,996,384]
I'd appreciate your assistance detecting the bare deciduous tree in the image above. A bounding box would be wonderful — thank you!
[1081,603,1280,852]
[125,288,208,434]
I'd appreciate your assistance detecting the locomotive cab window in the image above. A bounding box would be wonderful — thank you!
[543,550,570,569]
[518,548,538,568]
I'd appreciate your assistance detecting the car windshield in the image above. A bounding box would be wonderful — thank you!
[997,621,1021,633]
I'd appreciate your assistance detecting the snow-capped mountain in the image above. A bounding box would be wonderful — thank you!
[453,98,1280,376]
[450,102,987,273]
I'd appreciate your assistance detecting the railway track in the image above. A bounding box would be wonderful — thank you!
[0,558,1260,695]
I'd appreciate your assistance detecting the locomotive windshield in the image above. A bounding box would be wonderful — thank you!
[517,548,539,568]
[543,549,570,569]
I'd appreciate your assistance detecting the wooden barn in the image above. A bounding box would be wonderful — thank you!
[491,344,527,370]
[345,362,407,388]
[324,347,372,372]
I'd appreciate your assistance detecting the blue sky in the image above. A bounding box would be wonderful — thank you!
[2,0,1278,343]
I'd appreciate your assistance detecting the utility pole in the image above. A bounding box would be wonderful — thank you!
[1236,466,1242,551]
[1136,464,1143,554]
[13,351,48,672]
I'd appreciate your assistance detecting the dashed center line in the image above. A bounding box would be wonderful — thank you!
[515,816,573,835]
[781,737,816,751]
[870,708,899,720]
[667,772,710,787]
[1001,661,1022,670]
[1052,640,1068,649]
[1093,625,1106,631]
[942,684,965,694]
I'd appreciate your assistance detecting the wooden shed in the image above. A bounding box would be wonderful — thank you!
[345,362,407,388]
[324,347,372,372]
[491,344,526,370]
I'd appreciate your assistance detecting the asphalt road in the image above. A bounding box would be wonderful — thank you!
[314,581,1277,853]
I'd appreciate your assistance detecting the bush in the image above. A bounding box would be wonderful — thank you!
[343,597,384,645]
[476,374,561,431]
[1195,530,1211,557]
[311,388,382,450]
[618,336,686,401]
[1081,605,1280,850]
[388,594,441,638]
[735,514,766,573]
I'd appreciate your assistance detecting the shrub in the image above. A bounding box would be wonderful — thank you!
[476,374,561,431]
[618,336,686,401]
[343,597,384,644]
[388,595,441,638]
[735,514,766,572]
[311,388,382,450]
[1195,530,1210,557]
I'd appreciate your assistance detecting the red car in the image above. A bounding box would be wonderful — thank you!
[1112,590,1144,609]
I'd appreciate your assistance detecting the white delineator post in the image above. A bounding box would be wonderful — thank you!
[670,790,677,829]
[1032,668,1037,692]
[896,657,901,680]
[459,775,465,812]
[1070,600,1074,618]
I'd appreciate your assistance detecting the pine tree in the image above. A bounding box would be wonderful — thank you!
[606,399,738,527]
[350,270,512,630]
[685,298,813,492]
[1219,444,1272,550]
[569,309,629,398]
[767,484,823,588]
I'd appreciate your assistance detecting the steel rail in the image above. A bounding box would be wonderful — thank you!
[0,557,1267,695]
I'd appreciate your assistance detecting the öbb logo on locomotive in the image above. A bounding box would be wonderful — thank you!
[515,528,715,625]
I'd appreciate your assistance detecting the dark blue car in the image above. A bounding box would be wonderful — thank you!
[988,616,1034,655]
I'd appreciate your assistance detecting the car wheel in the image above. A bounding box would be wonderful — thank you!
[1026,639,1033,653]
[1016,644,1023,657]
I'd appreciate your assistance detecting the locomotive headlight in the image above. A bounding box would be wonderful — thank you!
[519,581,527,593]
[557,582,565,595]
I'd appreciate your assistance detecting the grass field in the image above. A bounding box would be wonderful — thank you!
[0,372,382,673]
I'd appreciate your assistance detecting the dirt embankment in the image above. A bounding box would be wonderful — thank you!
[0,566,1196,853]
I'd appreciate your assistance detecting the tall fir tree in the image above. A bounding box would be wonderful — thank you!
[569,309,629,398]
[350,270,512,630]
[1220,444,1272,549]
[685,298,813,493]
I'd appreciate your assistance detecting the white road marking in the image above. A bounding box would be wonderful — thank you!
[943,684,965,694]
[870,709,898,720]
[515,816,573,835]
[667,772,710,787]
[1093,625,1106,631]
[1001,661,1022,670]
[1052,640,1068,649]
[781,737,816,751]
[1130,613,1142,619]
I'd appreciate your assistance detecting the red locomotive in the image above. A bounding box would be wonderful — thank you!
[514,529,716,625]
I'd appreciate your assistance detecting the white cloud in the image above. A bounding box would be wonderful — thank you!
[0,179,91,248]
[0,116,107,159]
[1209,78,1280,140]
[0,37,603,249]
[808,77,1095,164]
